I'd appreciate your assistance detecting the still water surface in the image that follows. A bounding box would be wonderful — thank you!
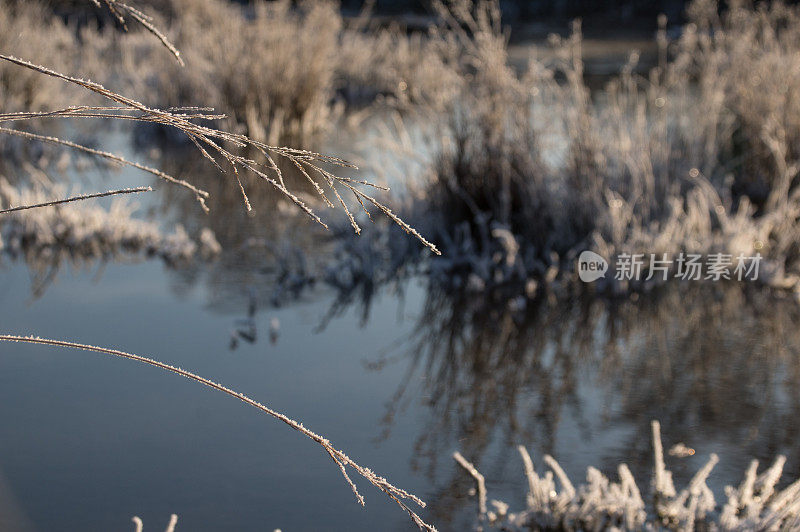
[2,254,799,530]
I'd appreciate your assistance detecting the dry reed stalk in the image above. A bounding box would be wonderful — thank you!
[453,452,487,520]
[90,0,184,65]
[0,126,209,205]
[0,186,150,214]
[0,334,437,531]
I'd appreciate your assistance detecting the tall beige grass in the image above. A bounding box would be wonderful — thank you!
[367,0,800,293]
[0,2,77,112]
[100,0,346,145]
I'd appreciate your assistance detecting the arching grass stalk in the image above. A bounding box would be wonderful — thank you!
[0,334,437,532]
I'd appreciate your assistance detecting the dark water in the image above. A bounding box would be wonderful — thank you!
[2,130,800,531]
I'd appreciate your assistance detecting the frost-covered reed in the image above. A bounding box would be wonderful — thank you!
[131,514,178,532]
[454,421,800,531]
[0,335,436,531]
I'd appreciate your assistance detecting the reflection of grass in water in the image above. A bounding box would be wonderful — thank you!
[148,148,342,310]
[325,278,800,526]
[0,175,220,298]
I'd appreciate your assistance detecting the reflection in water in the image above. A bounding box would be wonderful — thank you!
[227,290,281,350]
[142,136,360,312]
[229,289,258,350]
[0,127,228,299]
[146,157,800,505]
[345,281,800,526]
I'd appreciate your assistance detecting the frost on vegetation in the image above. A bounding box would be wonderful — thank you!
[131,514,178,532]
[130,514,285,532]
[11,0,800,295]
[352,0,800,296]
[454,421,800,531]
[100,0,458,145]
[0,178,220,266]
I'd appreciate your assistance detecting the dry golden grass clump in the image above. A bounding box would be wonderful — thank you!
[90,0,462,146]
[99,0,346,145]
[366,0,800,294]
[337,14,462,109]
[680,0,800,202]
[0,2,78,112]
[160,0,343,145]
